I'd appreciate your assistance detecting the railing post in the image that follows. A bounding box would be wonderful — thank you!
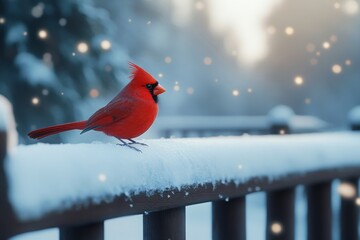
[339,178,358,240]
[144,207,185,240]
[306,182,332,240]
[267,105,294,135]
[60,222,104,240]
[212,197,246,240]
[348,106,360,131]
[266,106,294,240]
[266,188,295,240]
[339,107,360,240]
[163,130,171,138]
[0,130,10,239]
[0,98,17,239]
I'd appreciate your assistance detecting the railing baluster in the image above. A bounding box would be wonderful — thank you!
[340,178,358,240]
[59,222,104,240]
[212,197,246,240]
[144,207,185,240]
[306,182,332,240]
[266,188,295,240]
[0,131,17,239]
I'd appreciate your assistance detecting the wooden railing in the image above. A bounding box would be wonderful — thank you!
[1,107,360,240]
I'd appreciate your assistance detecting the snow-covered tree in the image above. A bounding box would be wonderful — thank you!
[0,0,127,142]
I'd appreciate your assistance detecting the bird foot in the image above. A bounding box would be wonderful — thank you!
[128,139,148,146]
[116,138,146,152]
[116,143,142,152]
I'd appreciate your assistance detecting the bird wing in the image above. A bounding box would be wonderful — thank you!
[81,98,134,134]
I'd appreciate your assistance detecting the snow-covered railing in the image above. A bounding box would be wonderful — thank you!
[1,103,360,240]
[1,133,360,240]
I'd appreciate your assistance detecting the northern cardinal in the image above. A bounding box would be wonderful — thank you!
[28,62,166,152]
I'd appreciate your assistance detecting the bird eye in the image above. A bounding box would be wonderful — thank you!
[146,84,152,89]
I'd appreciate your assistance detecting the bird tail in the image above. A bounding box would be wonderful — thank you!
[28,121,87,140]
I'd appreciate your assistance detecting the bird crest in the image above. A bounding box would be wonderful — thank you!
[128,62,157,85]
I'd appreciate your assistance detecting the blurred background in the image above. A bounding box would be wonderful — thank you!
[0,0,359,143]
[1,1,359,240]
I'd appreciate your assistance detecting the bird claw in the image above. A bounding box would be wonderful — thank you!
[128,140,148,146]
[116,138,147,152]
[116,143,142,152]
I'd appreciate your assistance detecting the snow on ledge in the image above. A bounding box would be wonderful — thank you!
[5,132,360,220]
[348,106,360,125]
[0,95,18,151]
[267,105,295,125]
[0,95,12,131]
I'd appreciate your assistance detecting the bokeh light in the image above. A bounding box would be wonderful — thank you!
[38,29,48,39]
[173,82,180,91]
[271,222,283,234]
[338,182,356,199]
[59,18,67,26]
[285,27,294,35]
[332,64,342,74]
[89,88,99,98]
[294,76,304,86]
[31,3,44,18]
[42,89,49,96]
[343,0,359,15]
[164,56,172,64]
[77,42,89,53]
[98,173,107,182]
[322,41,331,49]
[100,40,111,50]
[232,89,240,96]
[31,97,40,106]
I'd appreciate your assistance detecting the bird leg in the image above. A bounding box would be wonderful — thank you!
[116,139,142,152]
[128,139,148,146]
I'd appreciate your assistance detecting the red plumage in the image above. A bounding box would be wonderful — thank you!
[28,62,166,150]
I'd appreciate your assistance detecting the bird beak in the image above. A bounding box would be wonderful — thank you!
[153,84,166,95]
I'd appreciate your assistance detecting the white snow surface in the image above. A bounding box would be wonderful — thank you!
[6,132,360,220]
[0,95,18,151]
[348,106,360,124]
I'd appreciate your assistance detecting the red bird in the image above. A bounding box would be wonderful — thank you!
[28,62,166,152]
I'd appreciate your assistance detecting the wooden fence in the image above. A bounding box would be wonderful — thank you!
[1,107,359,240]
